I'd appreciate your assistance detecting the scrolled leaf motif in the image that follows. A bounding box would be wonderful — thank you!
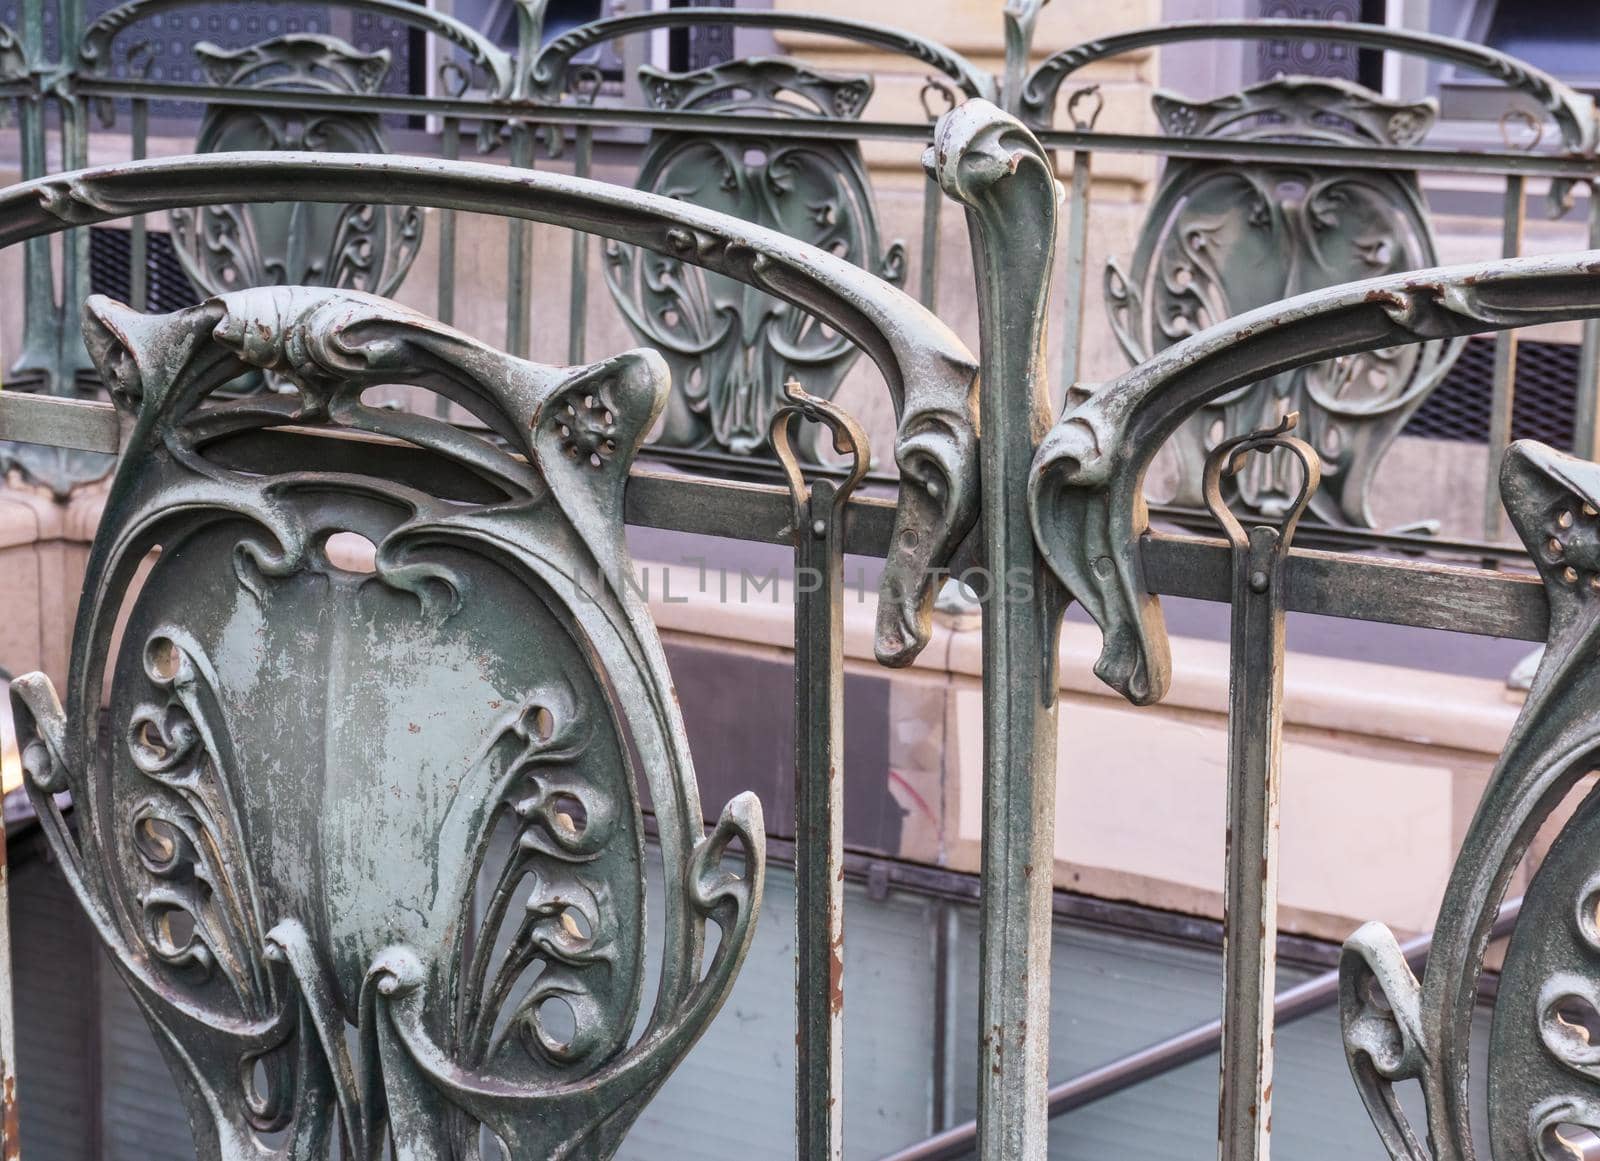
[10,285,767,1158]
[167,35,423,338]
[1336,442,1600,1161]
[1031,254,1600,708]
[608,63,899,461]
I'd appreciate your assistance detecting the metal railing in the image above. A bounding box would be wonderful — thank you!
[0,3,1597,1161]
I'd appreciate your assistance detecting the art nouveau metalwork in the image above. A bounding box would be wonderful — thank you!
[1104,75,1458,527]
[1205,413,1319,1161]
[8,4,1600,1159]
[1339,439,1600,1160]
[1028,244,1600,1161]
[1031,251,1600,706]
[525,9,992,104]
[10,285,766,1156]
[0,147,980,672]
[605,57,905,458]
[168,36,423,309]
[1017,19,1598,537]
[928,98,1062,1157]
[772,381,870,1160]
[1017,19,1599,152]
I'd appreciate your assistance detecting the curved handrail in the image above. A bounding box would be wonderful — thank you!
[79,0,516,96]
[0,150,981,671]
[1019,19,1597,154]
[1029,250,1600,706]
[527,10,994,103]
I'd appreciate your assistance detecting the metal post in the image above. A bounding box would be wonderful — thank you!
[14,0,55,384]
[0,813,15,1161]
[568,124,593,364]
[55,0,90,385]
[773,381,869,1161]
[918,174,942,311]
[1572,181,1600,461]
[129,99,148,313]
[505,123,535,359]
[929,99,1060,1160]
[1483,174,1525,543]
[1059,150,1092,392]
[1204,414,1320,1161]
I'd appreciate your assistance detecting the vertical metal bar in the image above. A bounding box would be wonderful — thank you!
[933,901,958,1132]
[15,0,57,384]
[435,117,460,419]
[568,125,593,364]
[1483,174,1525,542]
[918,174,942,311]
[1059,151,1092,391]
[129,98,148,313]
[437,116,460,328]
[505,123,534,359]
[1204,414,1320,1161]
[931,101,1060,1160]
[772,382,868,1161]
[56,0,89,385]
[1572,181,1600,461]
[0,815,17,1161]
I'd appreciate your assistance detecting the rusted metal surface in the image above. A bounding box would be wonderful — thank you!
[3,6,1600,1159]
[11,286,771,1156]
[0,811,17,1161]
[1205,415,1319,1161]
[773,381,869,1161]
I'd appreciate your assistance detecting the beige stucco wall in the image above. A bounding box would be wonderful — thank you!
[0,488,1524,944]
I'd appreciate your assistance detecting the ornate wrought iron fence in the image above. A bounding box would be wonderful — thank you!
[0,2,1599,1160]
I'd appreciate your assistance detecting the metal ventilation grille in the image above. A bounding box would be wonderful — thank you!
[1402,337,1582,450]
[88,226,202,315]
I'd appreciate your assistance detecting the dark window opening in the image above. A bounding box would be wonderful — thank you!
[88,227,202,315]
[1402,337,1583,449]
[1256,0,1387,92]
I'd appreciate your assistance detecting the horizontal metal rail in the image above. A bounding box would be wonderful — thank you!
[0,391,1550,640]
[61,77,1600,180]
[878,896,1525,1161]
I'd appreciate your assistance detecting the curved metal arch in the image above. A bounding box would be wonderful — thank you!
[79,0,516,96]
[1029,250,1600,706]
[1019,19,1598,153]
[526,10,994,102]
[0,150,980,671]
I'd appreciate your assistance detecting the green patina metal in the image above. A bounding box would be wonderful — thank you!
[1204,413,1318,1161]
[167,36,426,311]
[12,284,766,1156]
[1104,75,1460,530]
[3,5,1600,1160]
[772,380,870,1160]
[606,56,905,460]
